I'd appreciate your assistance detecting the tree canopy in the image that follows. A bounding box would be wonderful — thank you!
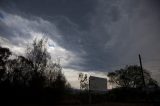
[0,38,70,104]
[78,73,89,90]
[108,65,158,88]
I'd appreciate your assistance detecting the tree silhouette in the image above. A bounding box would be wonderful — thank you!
[25,38,70,89]
[26,38,48,88]
[78,73,89,90]
[0,46,11,86]
[108,65,158,88]
[6,56,33,87]
[0,39,71,104]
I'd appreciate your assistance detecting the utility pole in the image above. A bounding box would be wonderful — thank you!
[138,54,146,88]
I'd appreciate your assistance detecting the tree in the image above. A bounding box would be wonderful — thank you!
[26,38,49,73]
[26,38,69,89]
[107,65,158,88]
[0,39,71,103]
[78,73,89,90]
[26,38,51,88]
[0,46,11,84]
[6,56,33,87]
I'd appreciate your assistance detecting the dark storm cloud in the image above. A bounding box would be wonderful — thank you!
[0,0,160,82]
[0,0,96,30]
[0,10,61,47]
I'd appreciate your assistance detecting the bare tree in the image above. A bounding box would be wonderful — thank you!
[78,73,89,90]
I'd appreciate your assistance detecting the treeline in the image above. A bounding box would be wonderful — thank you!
[77,65,160,104]
[0,39,70,104]
[108,65,158,88]
[106,66,160,103]
[0,38,160,104]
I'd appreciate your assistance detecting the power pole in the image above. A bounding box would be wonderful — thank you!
[138,54,146,87]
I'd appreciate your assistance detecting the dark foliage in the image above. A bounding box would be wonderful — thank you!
[0,39,159,104]
[77,65,160,104]
[0,39,71,104]
[108,65,158,88]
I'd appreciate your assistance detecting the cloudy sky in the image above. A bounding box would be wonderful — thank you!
[0,0,160,88]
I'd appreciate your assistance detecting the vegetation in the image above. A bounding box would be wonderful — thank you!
[0,38,70,104]
[78,73,89,90]
[108,65,158,88]
[0,39,160,105]
[107,65,160,103]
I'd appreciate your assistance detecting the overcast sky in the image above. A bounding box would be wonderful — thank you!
[0,0,160,88]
